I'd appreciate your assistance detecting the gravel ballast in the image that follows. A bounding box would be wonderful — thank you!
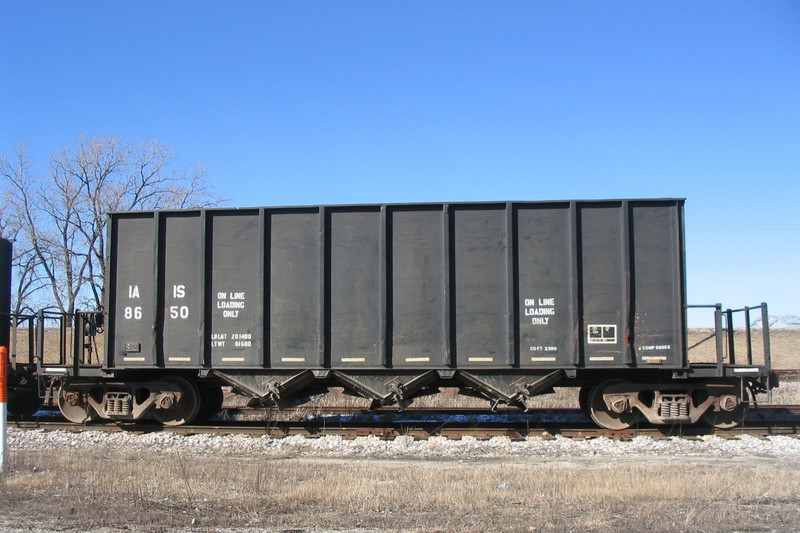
[8,428,800,461]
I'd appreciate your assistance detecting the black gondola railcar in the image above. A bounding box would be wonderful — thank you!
[4,199,775,429]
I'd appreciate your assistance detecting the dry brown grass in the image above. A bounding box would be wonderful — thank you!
[687,328,799,368]
[2,449,800,532]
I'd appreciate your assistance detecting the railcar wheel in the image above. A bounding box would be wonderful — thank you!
[195,384,224,421]
[588,379,639,430]
[58,386,98,424]
[702,390,748,429]
[153,376,201,426]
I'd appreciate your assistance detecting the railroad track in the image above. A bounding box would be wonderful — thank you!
[10,406,800,440]
[775,369,800,382]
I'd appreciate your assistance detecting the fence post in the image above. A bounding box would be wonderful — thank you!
[1,345,8,474]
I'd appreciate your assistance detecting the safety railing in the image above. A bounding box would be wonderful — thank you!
[686,302,772,379]
[6,310,104,373]
[7,313,37,369]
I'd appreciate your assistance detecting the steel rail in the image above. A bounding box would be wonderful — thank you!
[774,369,800,382]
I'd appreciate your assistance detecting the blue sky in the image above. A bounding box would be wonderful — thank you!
[1,2,798,325]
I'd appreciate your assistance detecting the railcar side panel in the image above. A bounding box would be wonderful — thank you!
[160,212,203,366]
[516,203,577,367]
[269,208,323,367]
[389,206,448,367]
[329,207,384,367]
[207,210,263,367]
[630,202,684,366]
[579,203,629,366]
[453,206,512,367]
[109,214,157,367]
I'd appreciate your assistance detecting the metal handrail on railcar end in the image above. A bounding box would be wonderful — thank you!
[4,310,103,405]
[686,302,773,391]
[2,312,36,371]
[32,310,103,371]
[3,310,75,370]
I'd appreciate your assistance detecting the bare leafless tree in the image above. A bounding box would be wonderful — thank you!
[0,137,223,315]
[0,145,53,315]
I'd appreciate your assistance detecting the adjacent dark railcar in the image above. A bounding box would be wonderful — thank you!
[4,200,775,429]
[0,239,11,350]
[0,238,41,419]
